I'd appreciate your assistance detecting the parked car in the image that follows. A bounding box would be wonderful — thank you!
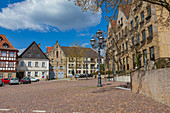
[75,74,80,78]
[9,78,19,85]
[29,77,39,82]
[80,74,86,78]
[2,78,10,84]
[20,77,31,84]
[88,73,93,77]
[0,79,4,86]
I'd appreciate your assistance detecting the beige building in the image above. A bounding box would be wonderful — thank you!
[106,1,170,73]
[46,41,104,78]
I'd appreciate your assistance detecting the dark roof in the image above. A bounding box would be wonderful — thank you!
[0,34,18,51]
[19,41,48,59]
[61,46,103,58]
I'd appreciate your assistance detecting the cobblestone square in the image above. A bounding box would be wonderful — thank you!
[0,79,169,113]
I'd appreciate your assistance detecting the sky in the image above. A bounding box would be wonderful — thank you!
[0,0,109,55]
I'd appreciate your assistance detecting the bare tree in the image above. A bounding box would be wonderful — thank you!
[71,0,169,20]
[63,41,89,79]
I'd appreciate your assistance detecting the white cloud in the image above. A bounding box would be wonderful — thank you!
[0,0,101,32]
[76,33,92,37]
[81,43,89,47]
[18,48,26,55]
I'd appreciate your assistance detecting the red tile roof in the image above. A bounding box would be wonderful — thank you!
[111,20,117,30]
[120,4,131,18]
[0,34,17,50]
[47,47,53,53]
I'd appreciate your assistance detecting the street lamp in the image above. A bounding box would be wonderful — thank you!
[90,30,106,87]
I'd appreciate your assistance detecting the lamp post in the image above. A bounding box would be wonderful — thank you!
[90,30,106,87]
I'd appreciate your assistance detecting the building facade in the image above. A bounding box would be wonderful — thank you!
[46,41,104,78]
[106,1,170,73]
[0,34,19,78]
[17,41,49,80]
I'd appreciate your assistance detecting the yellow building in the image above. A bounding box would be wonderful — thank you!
[106,1,170,73]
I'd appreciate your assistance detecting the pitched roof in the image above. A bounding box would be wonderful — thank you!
[120,4,131,18]
[61,46,103,58]
[0,34,18,50]
[19,41,48,59]
[111,20,117,31]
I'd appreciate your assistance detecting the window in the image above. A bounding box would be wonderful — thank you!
[135,16,139,26]
[126,56,129,70]
[20,61,24,66]
[131,21,134,29]
[141,11,145,20]
[37,53,40,57]
[142,30,146,39]
[0,36,3,41]
[133,54,136,69]
[9,52,14,57]
[126,41,128,50]
[35,72,38,77]
[28,62,32,67]
[61,59,63,63]
[42,72,45,75]
[9,62,13,67]
[122,30,124,37]
[123,58,125,70]
[119,45,121,51]
[119,32,121,39]
[42,62,45,67]
[35,62,39,67]
[51,59,54,62]
[2,51,6,57]
[132,37,135,45]
[147,6,151,16]
[0,62,5,67]
[125,26,127,35]
[137,34,140,42]
[143,49,147,64]
[8,73,12,78]
[121,18,123,25]
[122,44,124,50]
[28,53,31,57]
[56,51,58,58]
[3,43,9,48]
[27,72,31,76]
[150,46,155,61]
[148,25,153,36]
[0,73,4,78]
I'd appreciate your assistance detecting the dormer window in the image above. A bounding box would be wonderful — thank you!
[3,43,9,48]
[0,36,3,41]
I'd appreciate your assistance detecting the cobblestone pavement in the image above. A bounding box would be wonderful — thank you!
[0,78,169,113]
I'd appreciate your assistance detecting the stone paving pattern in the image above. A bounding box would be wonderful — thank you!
[0,78,169,113]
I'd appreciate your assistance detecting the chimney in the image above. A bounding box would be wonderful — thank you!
[38,44,40,48]
[56,40,58,43]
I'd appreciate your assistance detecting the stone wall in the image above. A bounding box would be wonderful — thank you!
[131,68,170,106]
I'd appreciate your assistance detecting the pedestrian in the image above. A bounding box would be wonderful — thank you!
[46,75,49,81]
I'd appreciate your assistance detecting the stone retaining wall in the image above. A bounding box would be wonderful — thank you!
[131,68,170,106]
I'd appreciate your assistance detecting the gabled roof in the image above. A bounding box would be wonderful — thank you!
[120,4,131,18]
[111,20,117,31]
[0,34,18,51]
[19,41,48,59]
[61,46,103,58]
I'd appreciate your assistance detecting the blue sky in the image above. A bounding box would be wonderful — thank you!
[0,0,109,54]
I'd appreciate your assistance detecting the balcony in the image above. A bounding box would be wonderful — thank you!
[140,38,146,44]
[140,19,144,25]
[135,42,140,46]
[146,15,151,20]
[147,34,153,40]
